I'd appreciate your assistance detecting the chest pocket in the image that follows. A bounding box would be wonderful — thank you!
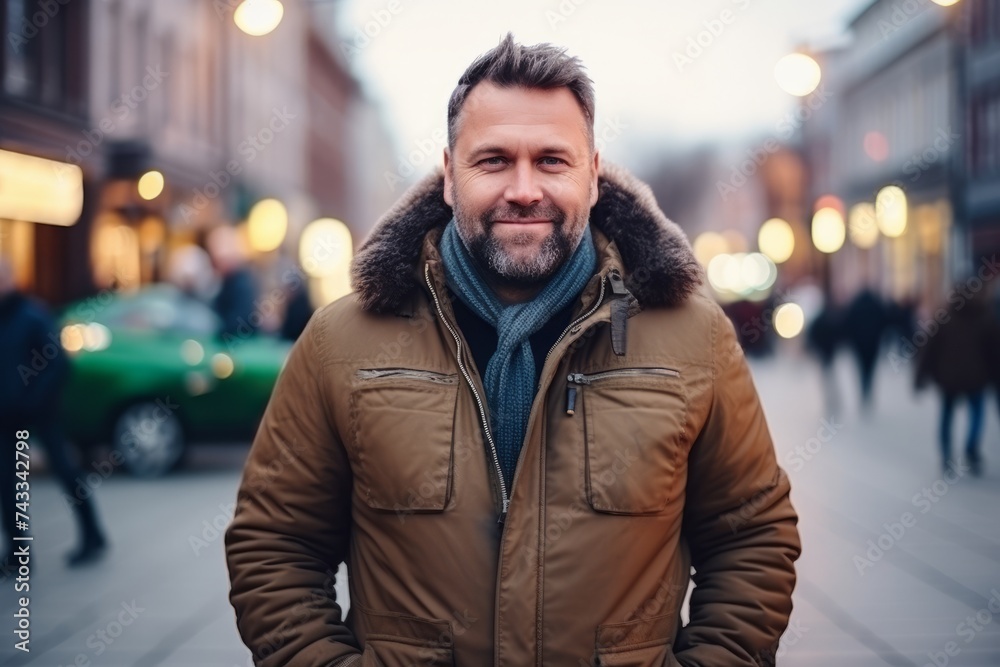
[571,367,687,514]
[348,368,459,513]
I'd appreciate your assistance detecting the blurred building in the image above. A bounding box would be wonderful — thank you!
[802,0,960,309]
[0,0,395,307]
[0,0,93,305]
[956,0,1000,266]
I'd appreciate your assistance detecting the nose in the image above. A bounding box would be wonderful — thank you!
[503,161,543,208]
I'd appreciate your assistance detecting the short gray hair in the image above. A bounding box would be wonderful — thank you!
[447,32,596,151]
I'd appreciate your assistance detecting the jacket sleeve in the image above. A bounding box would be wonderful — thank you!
[224,313,361,666]
[25,304,69,414]
[672,305,801,666]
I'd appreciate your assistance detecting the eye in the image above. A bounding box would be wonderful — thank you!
[479,156,506,167]
[539,156,565,166]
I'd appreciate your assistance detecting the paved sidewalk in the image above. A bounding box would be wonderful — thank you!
[755,348,1000,666]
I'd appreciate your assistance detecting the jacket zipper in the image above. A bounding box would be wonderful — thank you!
[355,368,458,384]
[540,273,608,380]
[564,367,681,415]
[424,263,510,521]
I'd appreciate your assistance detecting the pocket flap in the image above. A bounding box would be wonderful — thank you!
[597,610,676,649]
[363,607,453,647]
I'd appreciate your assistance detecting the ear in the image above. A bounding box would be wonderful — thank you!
[443,148,453,207]
[589,150,600,208]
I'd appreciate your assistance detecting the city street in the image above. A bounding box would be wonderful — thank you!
[1,348,998,666]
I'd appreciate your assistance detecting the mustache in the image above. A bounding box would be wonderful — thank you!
[484,203,565,224]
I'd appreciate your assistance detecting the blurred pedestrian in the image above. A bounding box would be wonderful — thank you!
[884,295,917,357]
[844,287,887,412]
[806,300,843,416]
[279,279,314,342]
[166,244,214,301]
[0,259,108,570]
[915,288,998,477]
[207,226,259,342]
[990,282,1000,425]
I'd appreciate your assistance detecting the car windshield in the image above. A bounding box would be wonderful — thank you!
[75,285,221,337]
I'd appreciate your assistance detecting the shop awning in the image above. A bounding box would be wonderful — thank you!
[0,148,84,226]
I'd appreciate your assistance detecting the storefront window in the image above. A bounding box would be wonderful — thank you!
[91,213,141,291]
[0,219,35,289]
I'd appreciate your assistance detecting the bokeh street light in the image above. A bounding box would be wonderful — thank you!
[875,185,908,238]
[300,217,354,306]
[774,303,805,339]
[693,231,729,266]
[234,0,284,36]
[811,207,846,253]
[246,198,288,252]
[137,170,164,201]
[758,217,795,263]
[774,53,822,97]
[848,202,880,249]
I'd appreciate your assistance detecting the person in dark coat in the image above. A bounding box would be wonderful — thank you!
[207,226,260,343]
[990,283,1000,428]
[844,288,887,412]
[916,289,998,476]
[279,279,314,342]
[0,260,107,571]
[806,300,843,416]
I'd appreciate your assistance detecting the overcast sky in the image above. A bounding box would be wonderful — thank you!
[333,0,871,169]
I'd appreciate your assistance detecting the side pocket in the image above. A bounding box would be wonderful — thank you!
[594,611,676,667]
[356,603,455,667]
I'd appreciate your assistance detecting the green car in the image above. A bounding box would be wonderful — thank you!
[58,284,292,477]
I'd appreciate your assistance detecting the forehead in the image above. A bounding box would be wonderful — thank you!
[454,82,590,150]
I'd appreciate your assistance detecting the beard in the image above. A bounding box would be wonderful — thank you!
[451,188,590,289]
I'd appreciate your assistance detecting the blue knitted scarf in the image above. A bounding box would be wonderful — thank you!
[439,217,597,490]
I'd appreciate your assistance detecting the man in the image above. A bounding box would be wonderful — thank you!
[206,225,260,342]
[915,286,998,477]
[0,259,107,570]
[226,34,800,666]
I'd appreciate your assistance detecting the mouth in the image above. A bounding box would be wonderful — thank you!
[492,218,552,226]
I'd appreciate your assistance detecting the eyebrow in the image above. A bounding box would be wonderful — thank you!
[466,144,578,161]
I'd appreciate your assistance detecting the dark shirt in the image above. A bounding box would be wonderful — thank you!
[447,286,577,389]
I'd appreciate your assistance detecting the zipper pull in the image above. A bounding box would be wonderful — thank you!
[497,497,509,524]
[565,373,587,416]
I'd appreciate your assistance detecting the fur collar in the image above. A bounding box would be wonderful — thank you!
[350,162,702,314]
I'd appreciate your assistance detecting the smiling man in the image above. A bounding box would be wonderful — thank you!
[226,33,800,667]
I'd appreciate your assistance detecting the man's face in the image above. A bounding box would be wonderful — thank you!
[444,82,599,289]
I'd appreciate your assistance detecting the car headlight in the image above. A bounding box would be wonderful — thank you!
[61,324,85,352]
[181,339,205,365]
[61,323,112,353]
[211,353,234,379]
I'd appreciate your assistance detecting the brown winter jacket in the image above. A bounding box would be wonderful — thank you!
[225,163,801,667]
